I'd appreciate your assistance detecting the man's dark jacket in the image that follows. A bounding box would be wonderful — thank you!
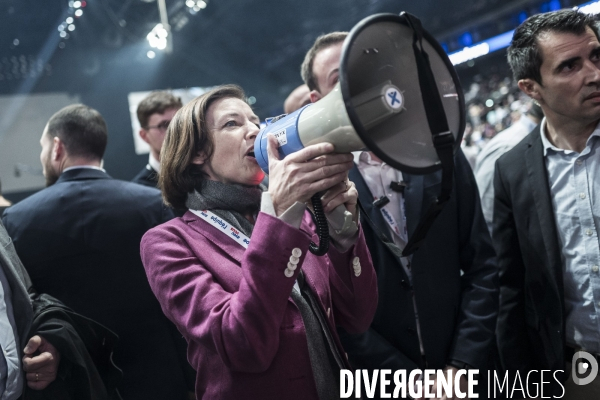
[1,220,121,400]
[340,150,499,394]
[493,125,567,395]
[2,168,195,400]
[131,164,157,188]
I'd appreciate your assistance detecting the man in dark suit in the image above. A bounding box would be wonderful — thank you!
[494,10,600,398]
[2,104,194,400]
[132,91,182,188]
[301,32,498,397]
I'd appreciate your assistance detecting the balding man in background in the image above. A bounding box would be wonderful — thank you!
[283,84,311,114]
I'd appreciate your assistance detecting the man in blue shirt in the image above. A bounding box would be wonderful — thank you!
[495,9,600,398]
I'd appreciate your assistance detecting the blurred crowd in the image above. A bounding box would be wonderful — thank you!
[461,73,536,168]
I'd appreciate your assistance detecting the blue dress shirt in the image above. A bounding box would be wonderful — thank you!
[540,118,600,354]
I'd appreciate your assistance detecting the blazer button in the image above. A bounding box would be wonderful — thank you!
[287,262,297,271]
[289,255,300,265]
[400,279,411,290]
[352,257,360,266]
[284,268,294,278]
[292,248,302,257]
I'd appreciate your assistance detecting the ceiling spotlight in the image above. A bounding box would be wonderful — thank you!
[186,0,195,7]
[75,9,83,17]
[58,24,65,32]
[66,17,74,24]
[485,99,494,107]
[147,50,156,59]
[198,0,207,9]
[73,1,82,8]
[147,23,169,51]
[68,24,76,31]
[60,31,68,38]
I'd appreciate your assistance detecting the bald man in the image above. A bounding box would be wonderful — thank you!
[283,84,311,114]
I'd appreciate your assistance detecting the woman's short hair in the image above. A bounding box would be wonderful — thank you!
[159,84,247,209]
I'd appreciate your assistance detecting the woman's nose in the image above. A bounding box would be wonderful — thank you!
[246,121,259,139]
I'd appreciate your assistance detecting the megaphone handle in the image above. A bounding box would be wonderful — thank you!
[308,194,330,256]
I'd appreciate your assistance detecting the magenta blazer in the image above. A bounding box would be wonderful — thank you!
[140,210,377,399]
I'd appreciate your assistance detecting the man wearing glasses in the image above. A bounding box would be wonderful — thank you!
[133,91,182,188]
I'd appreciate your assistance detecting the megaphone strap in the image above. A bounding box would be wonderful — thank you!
[399,12,456,257]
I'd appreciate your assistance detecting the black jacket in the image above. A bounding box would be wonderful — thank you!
[131,164,158,189]
[24,293,122,400]
[3,168,194,400]
[339,150,499,396]
[1,220,121,400]
[493,125,567,394]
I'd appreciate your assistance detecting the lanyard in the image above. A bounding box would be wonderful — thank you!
[379,204,407,243]
[190,209,302,293]
[189,209,250,249]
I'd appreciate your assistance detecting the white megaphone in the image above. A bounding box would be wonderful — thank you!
[254,12,465,256]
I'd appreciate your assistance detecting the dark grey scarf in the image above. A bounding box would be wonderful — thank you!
[185,180,263,237]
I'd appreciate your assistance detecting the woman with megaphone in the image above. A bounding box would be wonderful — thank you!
[140,84,377,400]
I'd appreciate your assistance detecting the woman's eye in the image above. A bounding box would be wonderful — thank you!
[224,120,237,127]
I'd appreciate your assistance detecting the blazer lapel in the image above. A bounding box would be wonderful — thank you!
[402,173,424,239]
[524,128,564,294]
[349,166,392,242]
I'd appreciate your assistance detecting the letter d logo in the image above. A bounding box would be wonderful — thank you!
[572,351,599,386]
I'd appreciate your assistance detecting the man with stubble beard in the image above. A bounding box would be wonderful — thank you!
[2,104,195,400]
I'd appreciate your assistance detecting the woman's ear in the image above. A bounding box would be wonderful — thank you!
[191,152,206,165]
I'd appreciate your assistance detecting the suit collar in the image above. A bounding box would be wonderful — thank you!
[402,173,424,239]
[524,125,564,293]
[56,167,112,184]
[349,166,391,242]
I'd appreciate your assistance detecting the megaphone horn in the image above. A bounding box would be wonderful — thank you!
[255,12,465,256]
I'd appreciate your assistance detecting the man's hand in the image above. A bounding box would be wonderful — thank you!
[22,335,61,390]
[266,134,353,216]
[418,366,470,400]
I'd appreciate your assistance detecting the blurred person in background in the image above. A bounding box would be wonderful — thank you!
[283,84,311,114]
[475,102,543,231]
[133,91,183,188]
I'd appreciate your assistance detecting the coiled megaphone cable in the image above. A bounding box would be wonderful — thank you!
[308,193,330,256]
